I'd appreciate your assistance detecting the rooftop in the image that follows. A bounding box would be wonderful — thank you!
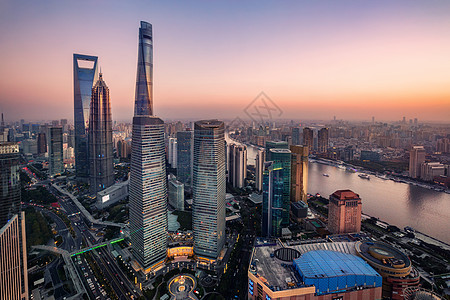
[331,189,360,200]
[250,242,358,291]
[356,241,411,270]
[294,250,381,279]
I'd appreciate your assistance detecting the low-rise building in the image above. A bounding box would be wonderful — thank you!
[96,180,129,209]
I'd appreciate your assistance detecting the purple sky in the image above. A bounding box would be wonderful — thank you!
[1,0,449,123]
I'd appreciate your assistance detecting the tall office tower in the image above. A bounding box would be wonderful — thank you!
[88,73,114,193]
[74,54,98,180]
[0,142,28,300]
[47,127,63,176]
[291,127,301,145]
[328,190,362,234]
[228,144,247,188]
[37,132,47,155]
[176,130,193,186]
[68,128,75,148]
[290,145,308,203]
[130,21,167,272]
[168,175,184,211]
[129,115,167,271]
[303,127,313,152]
[255,149,265,192]
[261,161,284,237]
[168,137,178,168]
[409,146,426,179]
[134,21,153,116]
[267,148,291,227]
[265,140,288,158]
[192,120,226,259]
[318,127,329,154]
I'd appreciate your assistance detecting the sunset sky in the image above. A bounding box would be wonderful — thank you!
[1,0,449,123]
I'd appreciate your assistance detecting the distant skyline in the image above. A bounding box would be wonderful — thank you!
[1,0,449,122]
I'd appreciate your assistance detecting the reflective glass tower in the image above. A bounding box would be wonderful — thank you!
[73,54,98,180]
[267,148,291,227]
[89,73,114,193]
[176,130,193,186]
[134,21,153,116]
[262,161,284,237]
[0,143,28,299]
[129,22,168,271]
[192,120,226,259]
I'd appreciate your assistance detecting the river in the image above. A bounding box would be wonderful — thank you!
[225,133,450,243]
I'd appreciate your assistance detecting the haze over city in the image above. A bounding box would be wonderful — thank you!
[1,0,450,122]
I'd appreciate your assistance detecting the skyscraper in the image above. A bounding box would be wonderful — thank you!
[290,145,308,203]
[328,190,362,234]
[129,21,168,271]
[267,148,291,227]
[168,137,177,168]
[261,161,284,237]
[318,127,329,154]
[134,21,153,116]
[228,143,247,188]
[291,127,301,146]
[168,175,184,211]
[0,142,28,299]
[192,120,226,259]
[176,130,193,186]
[47,126,63,177]
[303,127,313,152]
[255,148,265,192]
[73,54,98,180]
[88,73,114,193]
[409,146,426,179]
[37,132,46,155]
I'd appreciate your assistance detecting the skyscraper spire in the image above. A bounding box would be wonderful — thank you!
[134,21,153,116]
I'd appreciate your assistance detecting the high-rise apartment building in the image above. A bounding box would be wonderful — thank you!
[303,127,314,152]
[255,149,265,192]
[88,73,114,193]
[290,145,308,203]
[261,161,284,237]
[318,127,329,154]
[37,132,46,155]
[328,190,362,234]
[176,130,193,186]
[129,21,168,272]
[267,148,291,227]
[228,143,247,188]
[0,142,28,299]
[47,126,63,176]
[192,120,226,259]
[409,146,426,179]
[73,54,98,180]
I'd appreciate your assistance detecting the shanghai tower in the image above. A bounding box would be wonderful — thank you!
[88,73,114,193]
[73,54,98,180]
[134,21,153,116]
[129,21,168,272]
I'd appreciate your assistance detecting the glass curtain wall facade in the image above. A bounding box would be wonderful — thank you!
[134,21,153,116]
[73,54,98,180]
[130,21,168,271]
[290,145,308,203]
[89,73,114,193]
[267,148,291,227]
[176,130,193,186]
[193,120,226,259]
[261,161,284,237]
[0,143,28,299]
[129,116,167,270]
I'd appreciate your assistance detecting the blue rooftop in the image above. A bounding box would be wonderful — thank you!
[294,250,382,295]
